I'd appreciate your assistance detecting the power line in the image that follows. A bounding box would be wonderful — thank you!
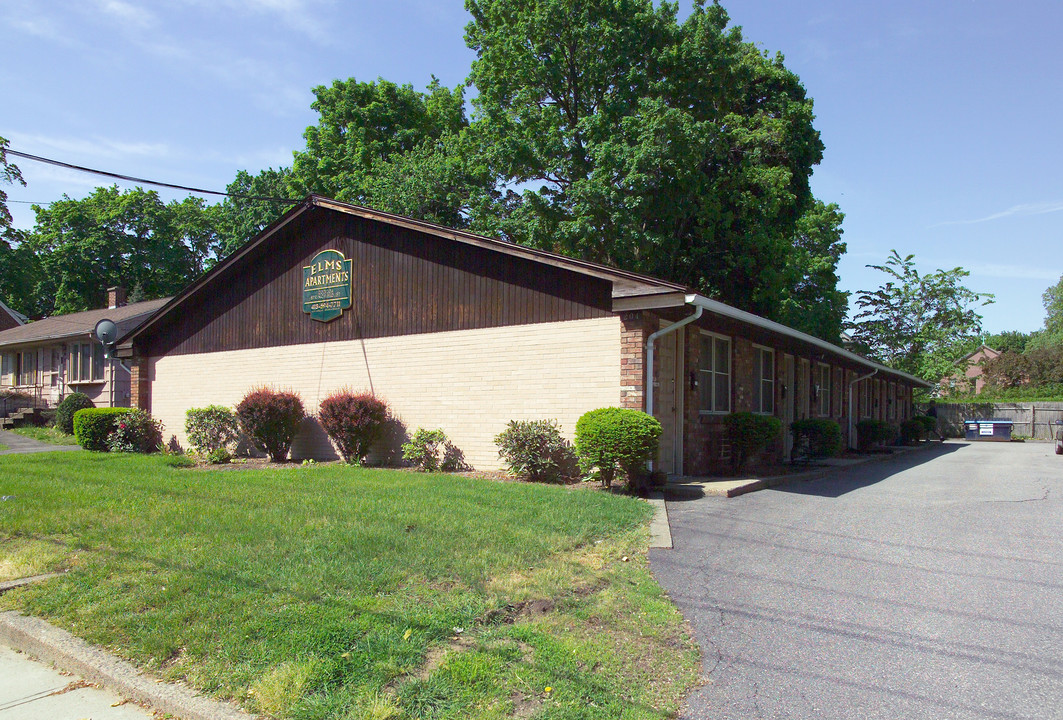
[5,148,301,205]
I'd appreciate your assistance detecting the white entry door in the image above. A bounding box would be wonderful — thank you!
[653,327,684,476]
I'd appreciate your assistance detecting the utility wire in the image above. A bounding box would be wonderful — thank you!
[5,148,301,205]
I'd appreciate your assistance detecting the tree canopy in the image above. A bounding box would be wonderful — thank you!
[463,0,824,316]
[849,250,994,381]
[6,1,851,336]
[22,187,222,317]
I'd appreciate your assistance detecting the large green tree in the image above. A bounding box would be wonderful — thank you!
[289,77,490,229]
[849,250,994,381]
[464,0,825,316]
[776,200,847,341]
[213,167,298,257]
[1040,274,1063,343]
[0,135,36,317]
[24,186,221,316]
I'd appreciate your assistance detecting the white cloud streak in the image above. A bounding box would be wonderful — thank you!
[932,200,1063,227]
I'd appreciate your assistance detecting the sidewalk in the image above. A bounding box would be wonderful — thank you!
[0,645,153,720]
[0,431,79,456]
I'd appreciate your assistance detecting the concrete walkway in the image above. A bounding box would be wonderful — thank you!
[0,645,154,720]
[0,431,79,456]
[0,611,252,720]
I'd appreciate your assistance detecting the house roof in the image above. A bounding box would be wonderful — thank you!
[0,297,170,349]
[121,195,687,349]
[956,344,1000,364]
[0,299,27,328]
[119,195,931,388]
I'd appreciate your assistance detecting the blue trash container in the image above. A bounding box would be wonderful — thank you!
[963,419,1014,442]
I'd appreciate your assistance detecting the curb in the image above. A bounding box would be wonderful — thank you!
[647,493,672,549]
[0,611,255,720]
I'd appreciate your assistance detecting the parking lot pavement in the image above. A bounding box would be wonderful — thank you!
[651,441,1063,720]
[0,645,153,720]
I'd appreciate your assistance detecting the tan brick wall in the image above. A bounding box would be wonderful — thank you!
[148,316,622,469]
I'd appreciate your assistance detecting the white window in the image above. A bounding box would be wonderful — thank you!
[752,346,774,414]
[18,351,37,386]
[860,377,872,418]
[0,354,12,386]
[69,342,105,383]
[699,333,731,414]
[816,364,831,417]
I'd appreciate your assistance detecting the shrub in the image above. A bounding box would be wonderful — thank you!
[494,419,577,483]
[790,418,842,459]
[235,387,305,463]
[900,418,927,444]
[856,419,898,452]
[73,407,131,451]
[724,412,783,469]
[55,393,95,434]
[107,409,164,453]
[318,391,390,464]
[185,406,241,455]
[207,447,232,464]
[574,408,661,490]
[916,414,938,434]
[401,428,467,472]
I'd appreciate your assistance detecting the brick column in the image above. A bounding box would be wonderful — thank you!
[620,312,649,410]
[130,357,150,413]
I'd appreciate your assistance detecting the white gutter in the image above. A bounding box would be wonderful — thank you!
[847,369,878,449]
[683,294,930,388]
[645,298,703,472]
[645,297,703,420]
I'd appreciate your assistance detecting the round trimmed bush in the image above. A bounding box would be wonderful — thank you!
[235,387,305,462]
[55,393,95,435]
[574,407,661,490]
[318,391,390,464]
[73,407,131,451]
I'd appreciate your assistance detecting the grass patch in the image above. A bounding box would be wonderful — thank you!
[0,443,7,451]
[10,426,78,445]
[0,453,698,719]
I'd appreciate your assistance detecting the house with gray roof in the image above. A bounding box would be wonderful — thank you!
[0,288,168,412]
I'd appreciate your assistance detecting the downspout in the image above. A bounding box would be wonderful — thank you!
[848,369,878,450]
[645,297,703,471]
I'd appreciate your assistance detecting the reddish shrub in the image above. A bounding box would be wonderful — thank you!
[318,390,391,464]
[235,387,305,462]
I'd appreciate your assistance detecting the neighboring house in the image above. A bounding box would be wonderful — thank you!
[0,299,26,332]
[940,345,1001,395]
[0,289,169,410]
[119,196,931,474]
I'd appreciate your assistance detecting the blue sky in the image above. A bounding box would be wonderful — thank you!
[3,0,1061,334]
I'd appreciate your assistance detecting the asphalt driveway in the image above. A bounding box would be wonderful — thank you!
[650,441,1063,720]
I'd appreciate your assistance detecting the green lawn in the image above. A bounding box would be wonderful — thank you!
[9,426,78,445]
[0,452,698,719]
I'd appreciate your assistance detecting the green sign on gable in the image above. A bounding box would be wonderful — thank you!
[302,249,352,322]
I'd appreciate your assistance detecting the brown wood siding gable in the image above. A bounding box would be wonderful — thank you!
[140,210,613,357]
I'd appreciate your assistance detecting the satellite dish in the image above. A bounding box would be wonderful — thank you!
[94,319,119,345]
[94,319,119,359]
